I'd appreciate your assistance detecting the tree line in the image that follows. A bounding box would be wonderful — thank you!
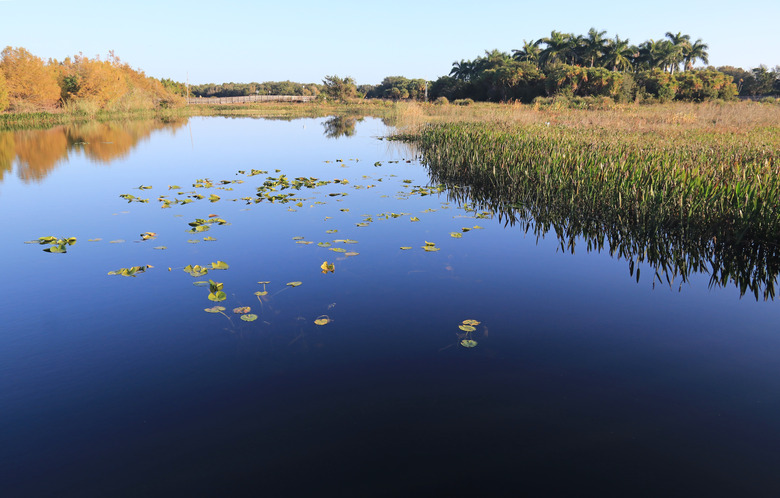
[0,46,184,113]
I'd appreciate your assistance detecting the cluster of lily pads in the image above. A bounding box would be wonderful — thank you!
[28,154,494,348]
[26,236,77,253]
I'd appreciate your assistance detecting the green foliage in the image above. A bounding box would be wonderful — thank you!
[322,75,357,102]
[367,76,428,101]
[434,96,449,105]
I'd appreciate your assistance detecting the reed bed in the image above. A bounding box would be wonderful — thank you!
[398,118,780,299]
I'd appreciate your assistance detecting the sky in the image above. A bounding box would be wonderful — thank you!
[1,0,777,86]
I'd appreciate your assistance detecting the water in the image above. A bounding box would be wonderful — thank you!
[2,116,780,496]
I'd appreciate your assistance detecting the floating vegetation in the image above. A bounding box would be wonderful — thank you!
[233,306,251,314]
[450,232,463,238]
[286,281,302,287]
[207,280,226,302]
[458,319,480,348]
[314,315,331,326]
[30,236,77,253]
[108,265,153,277]
[423,241,441,252]
[204,306,225,313]
[321,261,335,273]
[240,314,258,322]
[400,246,412,250]
[211,261,229,270]
[153,246,167,250]
[184,265,209,277]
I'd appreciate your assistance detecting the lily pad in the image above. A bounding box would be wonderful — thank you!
[314,316,331,326]
[458,324,476,332]
[254,291,268,296]
[317,242,332,248]
[108,265,153,277]
[462,319,481,326]
[410,217,420,222]
[423,246,440,252]
[204,306,226,313]
[203,237,217,241]
[400,247,412,250]
[208,291,227,302]
[329,247,347,253]
[286,281,302,287]
[233,306,251,314]
[153,246,167,250]
[211,261,229,270]
[292,236,305,240]
[460,339,478,348]
[344,252,359,257]
[240,314,258,322]
[321,261,335,273]
[450,232,463,238]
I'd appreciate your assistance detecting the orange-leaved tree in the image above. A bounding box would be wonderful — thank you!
[0,70,9,112]
[0,46,61,110]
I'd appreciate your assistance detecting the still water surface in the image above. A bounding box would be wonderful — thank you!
[2,116,780,496]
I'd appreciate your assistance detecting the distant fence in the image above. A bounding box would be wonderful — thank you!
[187,95,316,105]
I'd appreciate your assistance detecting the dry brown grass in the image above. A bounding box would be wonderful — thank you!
[390,100,780,135]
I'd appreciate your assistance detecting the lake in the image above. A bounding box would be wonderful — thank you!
[2,116,780,496]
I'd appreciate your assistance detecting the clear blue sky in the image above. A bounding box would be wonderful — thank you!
[1,0,777,85]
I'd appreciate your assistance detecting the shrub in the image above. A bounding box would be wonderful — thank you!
[434,96,449,105]
[452,98,474,106]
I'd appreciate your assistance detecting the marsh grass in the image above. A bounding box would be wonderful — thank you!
[393,101,780,299]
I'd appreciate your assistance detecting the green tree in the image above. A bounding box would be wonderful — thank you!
[683,39,709,71]
[602,36,634,71]
[538,31,576,67]
[322,75,356,101]
[583,28,609,67]
[511,40,541,65]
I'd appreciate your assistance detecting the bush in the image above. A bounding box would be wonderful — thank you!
[434,96,449,105]
[452,98,474,106]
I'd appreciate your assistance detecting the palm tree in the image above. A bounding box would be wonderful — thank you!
[683,39,709,71]
[602,36,634,72]
[538,31,575,67]
[449,60,474,81]
[583,28,609,67]
[512,39,541,65]
[664,32,691,73]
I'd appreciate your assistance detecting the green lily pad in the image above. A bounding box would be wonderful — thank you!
[329,247,347,253]
[410,217,420,222]
[458,325,476,332]
[325,229,338,234]
[286,281,302,287]
[314,315,331,326]
[292,236,305,240]
[203,237,217,241]
[423,246,440,252]
[460,339,478,348]
[317,242,332,248]
[345,252,359,257]
[233,306,251,314]
[204,306,225,313]
[400,247,412,250]
[193,281,210,287]
[240,314,258,322]
[450,232,463,238]
[208,291,227,302]
[211,261,229,270]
